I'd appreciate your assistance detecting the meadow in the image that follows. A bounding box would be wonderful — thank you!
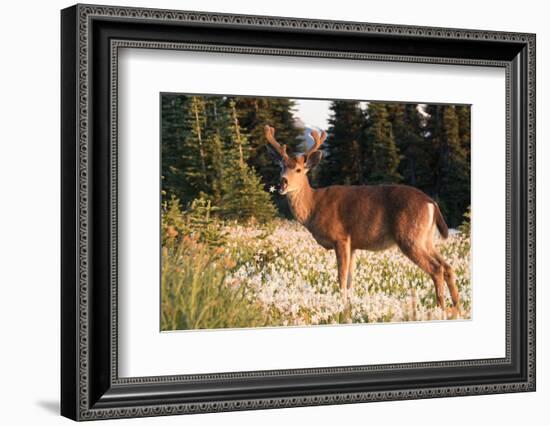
[160,200,471,331]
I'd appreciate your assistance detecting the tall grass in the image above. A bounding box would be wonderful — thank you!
[161,236,269,331]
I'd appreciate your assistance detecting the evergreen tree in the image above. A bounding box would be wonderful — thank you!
[318,101,364,186]
[423,104,444,197]
[220,101,276,222]
[235,97,303,186]
[456,105,471,162]
[386,104,426,187]
[363,103,402,184]
[161,95,192,203]
[172,96,210,203]
[441,105,470,227]
[424,105,470,227]
[234,97,303,216]
[203,131,224,205]
[202,97,233,205]
[161,95,278,222]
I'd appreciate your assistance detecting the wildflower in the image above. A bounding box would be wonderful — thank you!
[166,225,178,238]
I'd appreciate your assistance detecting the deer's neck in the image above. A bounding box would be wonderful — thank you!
[286,181,316,225]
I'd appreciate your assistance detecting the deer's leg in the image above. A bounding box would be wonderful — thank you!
[335,240,351,299]
[347,250,356,290]
[398,243,446,309]
[432,250,459,308]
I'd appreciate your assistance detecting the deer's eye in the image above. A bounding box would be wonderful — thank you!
[296,168,302,173]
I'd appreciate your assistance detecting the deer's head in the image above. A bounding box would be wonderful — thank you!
[264,125,326,195]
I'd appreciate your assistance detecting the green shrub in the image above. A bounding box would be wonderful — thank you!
[162,196,226,247]
[459,205,471,236]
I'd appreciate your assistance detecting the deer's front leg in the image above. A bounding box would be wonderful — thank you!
[335,240,351,299]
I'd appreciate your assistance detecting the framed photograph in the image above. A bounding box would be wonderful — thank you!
[61,4,536,421]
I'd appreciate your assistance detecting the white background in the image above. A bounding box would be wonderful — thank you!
[119,49,506,377]
[0,0,547,425]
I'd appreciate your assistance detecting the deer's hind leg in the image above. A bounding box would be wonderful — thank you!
[430,248,461,316]
[397,241,447,310]
[347,249,356,290]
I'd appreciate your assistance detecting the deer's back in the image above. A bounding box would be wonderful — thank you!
[307,184,436,251]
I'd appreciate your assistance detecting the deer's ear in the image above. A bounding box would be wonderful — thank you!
[266,145,283,162]
[305,150,323,170]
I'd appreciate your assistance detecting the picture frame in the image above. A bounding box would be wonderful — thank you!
[61,3,536,421]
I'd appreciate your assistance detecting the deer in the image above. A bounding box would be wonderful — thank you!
[264,125,460,315]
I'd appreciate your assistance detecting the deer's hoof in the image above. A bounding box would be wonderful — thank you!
[445,306,461,320]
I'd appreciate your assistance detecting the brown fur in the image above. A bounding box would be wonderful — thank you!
[265,125,460,312]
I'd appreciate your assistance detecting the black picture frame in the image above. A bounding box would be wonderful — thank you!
[61,4,536,421]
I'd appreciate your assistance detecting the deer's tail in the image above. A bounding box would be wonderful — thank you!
[433,202,449,240]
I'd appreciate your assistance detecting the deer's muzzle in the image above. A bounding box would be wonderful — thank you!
[279,177,288,194]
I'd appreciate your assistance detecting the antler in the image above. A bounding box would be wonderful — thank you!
[306,129,327,157]
[264,125,289,161]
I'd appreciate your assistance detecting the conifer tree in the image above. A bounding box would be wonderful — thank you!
[234,97,303,216]
[202,97,233,205]
[441,105,470,227]
[424,105,470,227]
[318,101,364,186]
[203,131,224,205]
[161,94,191,202]
[235,97,303,187]
[386,104,426,186]
[220,101,276,222]
[423,104,444,198]
[161,95,278,222]
[456,105,471,162]
[363,103,402,184]
[173,96,210,202]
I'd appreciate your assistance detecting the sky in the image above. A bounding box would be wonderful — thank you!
[293,99,369,130]
[293,99,332,129]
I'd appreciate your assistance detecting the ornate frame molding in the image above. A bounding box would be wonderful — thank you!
[61,4,536,421]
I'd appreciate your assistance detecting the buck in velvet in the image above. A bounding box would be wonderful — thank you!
[265,125,460,314]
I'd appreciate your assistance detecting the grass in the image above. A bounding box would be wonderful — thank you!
[161,236,269,330]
